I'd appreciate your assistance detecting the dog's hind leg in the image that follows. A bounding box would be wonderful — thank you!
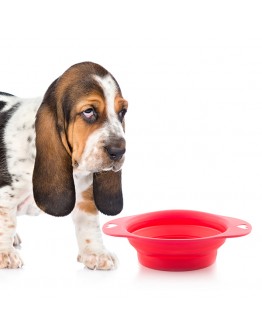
[0,202,23,269]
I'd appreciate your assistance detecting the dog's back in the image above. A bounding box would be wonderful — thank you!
[0,93,43,216]
[0,93,42,200]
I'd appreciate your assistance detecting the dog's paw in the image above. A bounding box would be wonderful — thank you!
[0,250,23,269]
[77,250,118,270]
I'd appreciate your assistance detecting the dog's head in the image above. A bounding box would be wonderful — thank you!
[33,62,128,217]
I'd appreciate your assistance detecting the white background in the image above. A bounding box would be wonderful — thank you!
[0,0,262,333]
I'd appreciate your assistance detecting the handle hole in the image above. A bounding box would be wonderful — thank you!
[106,223,117,228]
[237,224,249,230]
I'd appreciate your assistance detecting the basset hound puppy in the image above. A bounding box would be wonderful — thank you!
[0,62,128,269]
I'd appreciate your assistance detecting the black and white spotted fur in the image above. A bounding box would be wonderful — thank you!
[0,93,42,267]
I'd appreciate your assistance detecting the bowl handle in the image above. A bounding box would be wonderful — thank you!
[219,216,252,238]
[102,216,134,238]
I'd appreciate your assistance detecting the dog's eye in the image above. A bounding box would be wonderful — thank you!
[82,108,97,123]
[118,109,127,122]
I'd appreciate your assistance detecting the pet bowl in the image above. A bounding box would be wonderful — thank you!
[103,210,252,271]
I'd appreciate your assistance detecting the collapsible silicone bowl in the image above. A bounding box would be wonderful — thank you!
[103,210,252,271]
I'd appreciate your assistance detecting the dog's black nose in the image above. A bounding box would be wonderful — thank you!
[105,140,126,161]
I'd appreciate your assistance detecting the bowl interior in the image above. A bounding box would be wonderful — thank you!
[127,213,227,240]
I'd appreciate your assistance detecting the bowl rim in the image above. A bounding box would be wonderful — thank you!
[103,209,252,242]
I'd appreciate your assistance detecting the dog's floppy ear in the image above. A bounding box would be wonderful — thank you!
[93,170,123,216]
[33,81,75,217]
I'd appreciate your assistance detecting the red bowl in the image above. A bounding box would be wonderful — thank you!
[103,210,252,271]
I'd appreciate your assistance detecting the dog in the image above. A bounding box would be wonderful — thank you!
[0,61,128,269]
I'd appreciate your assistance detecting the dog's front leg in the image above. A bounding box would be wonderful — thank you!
[72,184,117,270]
[73,208,117,270]
[0,206,23,269]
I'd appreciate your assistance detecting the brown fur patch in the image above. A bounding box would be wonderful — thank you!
[114,96,128,111]
[67,94,107,164]
[78,186,97,214]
